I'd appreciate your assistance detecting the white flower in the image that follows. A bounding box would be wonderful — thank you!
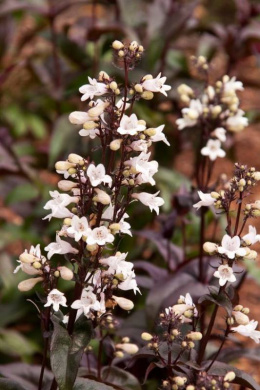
[102,205,132,236]
[44,289,67,312]
[128,139,148,152]
[132,191,164,215]
[14,262,42,275]
[214,265,236,286]
[126,152,158,186]
[87,163,112,187]
[217,235,246,259]
[69,111,95,124]
[176,99,203,130]
[118,273,140,294]
[212,127,226,142]
[149,124,170,146]
[242,225,260,245]
[142,73,171,96]
[71,287,106,318]
[116,98,131,111]
[223,76,243,94]
[117,114,146,136]
[44,235,79,259]
[100,252,131,277]
[201,139,226,161]
[43,191,77,221]
[67,216,90,242]
[193,191,215,210]
[180,293,198,317]
[79,127,99,139]
[226,109,248,132]
[86,226,114,246]
[79,77,107,101]
[232,320,260,344]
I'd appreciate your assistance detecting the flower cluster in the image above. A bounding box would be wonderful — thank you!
[176,59,248,161]
[15,41,169,325]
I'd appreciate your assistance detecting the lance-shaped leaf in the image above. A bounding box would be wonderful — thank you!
[50,314,93,390]
[198,286,233,316]
[73,378,115,389]
[101,366,141,390]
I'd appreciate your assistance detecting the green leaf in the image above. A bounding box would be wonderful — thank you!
[27,115,47,139]
[198,286,233,316]
[50,315,92,390]
[74,378,115,390]
[0,329,39,358]
[0,379,25,390]
[5,183,39,205]
[102,366,141,390]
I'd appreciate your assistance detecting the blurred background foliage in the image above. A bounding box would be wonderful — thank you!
[1,0,260,387]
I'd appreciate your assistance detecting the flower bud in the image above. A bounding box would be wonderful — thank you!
[141,91,154,100]
[68,153,84,165]
[233,305,243,311]
[129,41,138,51]
[98,70,110,81]
[210,191,220,199]
[58,266,74,281]
[212,105,222,116]
[134,84,143,93]
[83,121,98,130]
[252,172,260,181]
[203,241,217,254]
[227,317,234,326]
[86,243,99,252]
[118,50,124,58]
[144,128,156,137]
[142,74,153,81]
[54,270,60,277]
[114,351,124,358]
[207,86,215,100]
[141,332,153,341]
[187,331,203,341]
[177,84,193,96]
[88,102,109,117]
[174,377,187,386]
[162,381,169,388]
[18,277,43,292]
[112,40,124,50]
[116,343,139,354]
[242,307,250,314]
[186,386,195,390]
[232,310,249,325]
[33,261,42,269]
[93,188,111,205]
[68,167,77,175]
[110,139,123,151]
[110,81,118,90]
[224,372,236,382]
[112,296,134,311]
[19,252,39,264]
[109,223,121,232]
[58,180,77,192]
[55,161,75,171]
[138,45,144,52]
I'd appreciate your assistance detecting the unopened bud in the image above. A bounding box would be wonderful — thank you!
[242,307,250,314]
[138,45,144,52]
[18,277,43,292]
[118,50,124,58]
[252,172,260,181]
[203,241,217,254]
[212,105,222,116]
[55,161,75,171]
[114,351,124,358]
[134,84,143,93]
[86,243,99,252]
[129,41,138,51]
[144,128,156,137]
[58,180,77,192]
[19,253,38,264]
[110,139,123,151]
[244,249,257,260]
[186,386,195,390]
[112,296,134,311]
[234,305,243,311]
[112,40,124,50]
[109,223,121,232]
[116,343,138,354]
[224,372,236,382]
[68,153,84,165]
[110,81,118,90]
[174,377,187,386]
[141,91,154,100]
[33,261,42,270]
[93,188,111,205]
[68,167,77,175]
[58,266,74,281]
[83,121,98,130]
[227,317,234,326]
[141,332,153,341]
[63,218,72,226]
[187,331,203,341]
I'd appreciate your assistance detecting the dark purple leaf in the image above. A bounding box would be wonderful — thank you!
[199,286,233,316]
[135,275,154,289]
[134,261,168,281]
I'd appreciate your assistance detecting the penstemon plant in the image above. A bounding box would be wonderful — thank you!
[14,40,170,390]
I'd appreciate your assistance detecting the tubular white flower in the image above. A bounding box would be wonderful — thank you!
[214,265,236,286]
[43,191,77,221]
[201,139,226,161]
[58,180,78,192]
[232,320,260,343]
[232,310,250,325]
[18,277,43,292]
[193,191,215,210]
[86,226,114,246]
[117,114,146,136]
[226,109,248,132]
[58,266,74,281]
[69,111,95,124]
[44,235,79,259]
[112,295,134,310]
[44,289,67,312]
[87,163,112,187]
[116,343,139,354]
[142,73,171,96]
[217,235,246,259]
[67,215,90,242]
[212,127,226,142]
[242,225,260,245]
[149,124,170,146]
[79,77,107,101]
[176,99,203,130]
[71,287,106,318]
[132,191,164,215]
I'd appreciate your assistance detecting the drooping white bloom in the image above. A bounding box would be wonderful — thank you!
[102,204,132,236]
[117,114,146,136]
[212,127,226,142]
[119,273,140,294]
[87,163,112,187]
[71,286,106,318]
[165,293,198,323]
[214,265,236,286]
[201,139,226,161]
[43,191,77,221]
[69,111,96,124]
[128,139,148,153]
[116,98,131,111]
[149,124,170,146]
[132,191,164,215]
[232,320,260,344]
[100,252,131,277]
[242,225,260,246]
[67,216,90,242]
[86,226,114,246]
[142,73,171,96]
[226,109,248,132]
[180,293,198,317]
[126,152,158,186]
[79,127,99,139]
[44,289,67,312]
[217,235,246,259]
[44,235,79,259]
[223,76,243,94]
[79,77,107,101]
[193,191,215,210]
[176,99,203,130]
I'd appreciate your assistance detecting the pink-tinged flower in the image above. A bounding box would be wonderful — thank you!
[87,163,112,187]
[79,77,107,101]
[69,111,95,124]
[71,287,106,318]
[44,289,67,312]
[117,114,146,136]
[193,191,215,210]
[15,244,46,275]
[132,191,164,215]
[176,99,203,130]
[142,73,171,96]
[226,109,248,132]
[217,235,246,259]
[242,225,260,246]
[44,235,79,259]
[128,139,148,152]
[214,265,236,286]
[232,320,260,344]
[212,127,226,142]
[150,124,170,146]
[67,216,90,242]
[201,139,226,161]
[79,127,99,139]
[43,191,77,221]
[86,226,114,246]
